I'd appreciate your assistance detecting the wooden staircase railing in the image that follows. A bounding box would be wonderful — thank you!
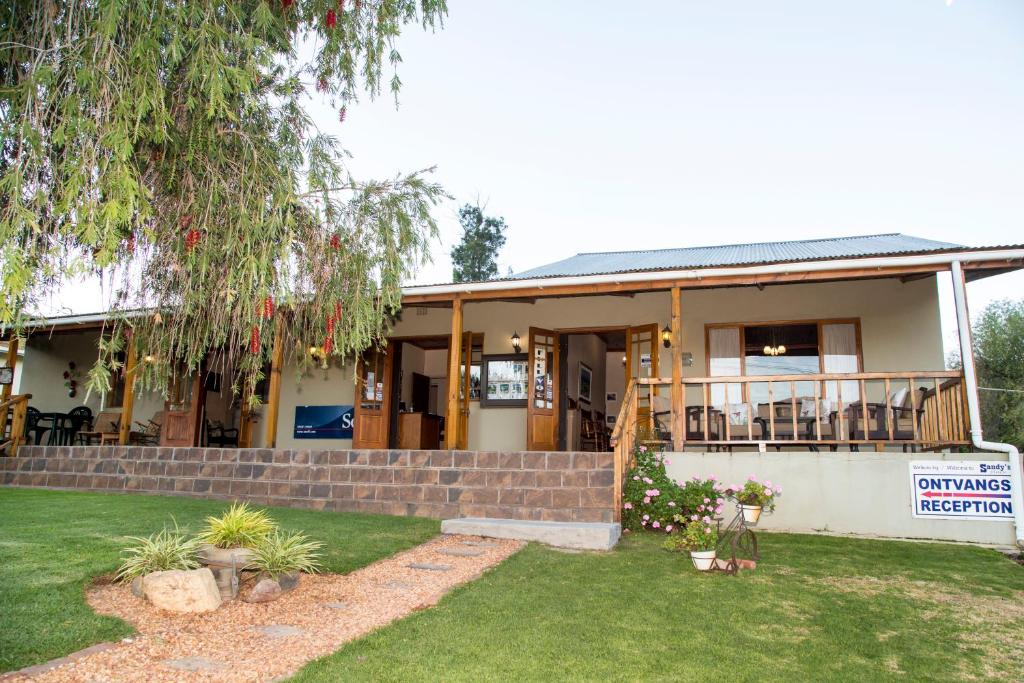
[1,393,32,456]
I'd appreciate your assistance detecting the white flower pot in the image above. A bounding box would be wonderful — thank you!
[740,504,762,526]
[690,549,716,571]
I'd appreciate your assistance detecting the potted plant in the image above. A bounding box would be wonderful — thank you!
[196,502,276,598]
[116,523,201,596]
[727,477,781,525]
[665,519,719,571]
[249,529,324,594]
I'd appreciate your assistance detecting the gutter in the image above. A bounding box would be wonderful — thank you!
[402,248,1024,296]
[949,261,1024,549]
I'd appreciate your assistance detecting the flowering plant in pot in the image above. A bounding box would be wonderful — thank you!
[664,519,719,571]
[725,476,781,526]
[196,503,276,598]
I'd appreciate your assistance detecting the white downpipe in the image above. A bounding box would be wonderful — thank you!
[950,261,1024,549]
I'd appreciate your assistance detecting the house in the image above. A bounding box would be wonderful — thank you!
[4,233,1023,548]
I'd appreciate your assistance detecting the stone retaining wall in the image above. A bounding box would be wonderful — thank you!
[1,446,616,523]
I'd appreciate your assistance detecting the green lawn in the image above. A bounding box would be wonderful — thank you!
[294,532,1024,682]
[0,488,439,673]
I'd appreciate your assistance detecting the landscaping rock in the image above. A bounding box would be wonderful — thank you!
[245,578,283,603]
[164,656,225,672]
[142,568,221,613]
[323,601,349,609]
[439,547,485,557]
[254,624,304,638]
[130,576,144,598]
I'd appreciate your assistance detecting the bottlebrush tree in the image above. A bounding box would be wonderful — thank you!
[0,0,448,401]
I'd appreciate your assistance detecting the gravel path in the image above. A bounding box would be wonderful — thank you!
[6,535,523,683]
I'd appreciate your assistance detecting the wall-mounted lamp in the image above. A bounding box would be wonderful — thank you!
[143,354,157,364]
[308,345,325,360]
[511,331,521,354]
[661,325,672,348]
[621,354,627,366]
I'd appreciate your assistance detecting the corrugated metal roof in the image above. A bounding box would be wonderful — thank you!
[512,233,964,280]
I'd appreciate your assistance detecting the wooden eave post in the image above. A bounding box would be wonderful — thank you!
[2,337,18,440]
[446,297,463,450]
[670,287,684,451]
[118,336,138,445]
[264,315,285,449]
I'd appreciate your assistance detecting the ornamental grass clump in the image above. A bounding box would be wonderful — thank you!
[250,530,325,579]
[116,524,201,582]
[198,503,277,549]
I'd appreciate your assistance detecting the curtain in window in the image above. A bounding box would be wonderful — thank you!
[708,327,743,417]
[822,323,859,423]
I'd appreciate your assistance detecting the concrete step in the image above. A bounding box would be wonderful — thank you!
[442,518,621,551]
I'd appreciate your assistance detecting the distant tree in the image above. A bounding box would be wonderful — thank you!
[972,299,1024,448]
[451,204,507,282]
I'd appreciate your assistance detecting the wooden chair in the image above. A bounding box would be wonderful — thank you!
[579,409,600,452]
[131,411,164,446]
[77,411,120,445]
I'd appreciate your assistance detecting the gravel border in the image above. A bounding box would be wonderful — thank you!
[4,535,522,682]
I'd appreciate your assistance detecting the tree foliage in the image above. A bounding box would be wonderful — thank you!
[0,0,448,400]
[972,299,1024,448]
[450,203,506,283]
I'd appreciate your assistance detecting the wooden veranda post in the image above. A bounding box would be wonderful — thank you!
[118,337,138,445]
[2,337,18,439]
[446,298,463,449]
[264,315,285,448]
[670,287,684,451]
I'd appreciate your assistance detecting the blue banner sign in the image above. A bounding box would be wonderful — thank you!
[909,460,1014,521]
[294,405,354,439]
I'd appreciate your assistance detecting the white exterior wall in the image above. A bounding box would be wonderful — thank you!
[665,451,1017,547]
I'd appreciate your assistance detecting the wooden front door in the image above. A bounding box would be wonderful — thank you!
[160,369,206,447]
[526,327,559,450]
[352,343,394,449]
[456,330,472,449]
[626,324,660,432]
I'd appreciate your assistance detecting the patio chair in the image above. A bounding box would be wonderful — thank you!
[77,411,120,445]
[844,387,926,452]
[206,419,239,448]
[131,411,164,446]
[24,406,45,445]
[685,406,722,442]
[579,409,600,452]
[66,406,93,445]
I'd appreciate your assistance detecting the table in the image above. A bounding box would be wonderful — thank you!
[35,412,72,446]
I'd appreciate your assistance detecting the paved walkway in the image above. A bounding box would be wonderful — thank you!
[5,535,522,683]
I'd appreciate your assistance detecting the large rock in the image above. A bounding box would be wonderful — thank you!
[142,568,222,613]
[244,578,282,603]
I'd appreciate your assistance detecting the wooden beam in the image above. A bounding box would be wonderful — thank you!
[445,298,463,450]
[2,337,18,444]
[264,315,285,448]
[118,337,138,445]
[670,287,684,451]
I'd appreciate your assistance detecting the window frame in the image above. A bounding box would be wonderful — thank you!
[704,318,863,377]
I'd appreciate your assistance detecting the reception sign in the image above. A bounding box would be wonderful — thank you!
[909,460,1014,521]
[294,405,354,439]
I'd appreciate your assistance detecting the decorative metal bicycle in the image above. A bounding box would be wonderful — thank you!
[711,505,760,575]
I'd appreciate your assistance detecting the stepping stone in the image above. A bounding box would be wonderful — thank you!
[164,657,224,672]
[323,601,349,609]
[439,547,485,557]
[254,624,304,638]
[461,540,498,547]
[385,580,415,590]
[406,562,453,571]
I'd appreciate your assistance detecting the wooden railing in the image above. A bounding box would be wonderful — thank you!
[609,380,640,520]
[1,393,32,456]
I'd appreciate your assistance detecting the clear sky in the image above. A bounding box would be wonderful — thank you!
[51,0,1024,351]
[308,0,1023,351]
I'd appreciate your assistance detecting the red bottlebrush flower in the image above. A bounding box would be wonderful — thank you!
[326,314,336,335]
[330,233,341,250]
[316,77,328,92]
[338,106,347,123]
[250,325,261,354]
[282,0,293,6]
[179,214,193,230]
[185,229,201,252]
[338,0,345,12]
[355,0,361,11]
[323,336,334,356]
[263,295,274,319]
[326,9,337,27]
[334,301,342,322]
[125,233,136,254]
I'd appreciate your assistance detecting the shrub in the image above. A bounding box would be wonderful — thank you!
[621,442,727,533]
[198,502,277,549]
[725,476,782,512]
[250,530,324,579]
[116,524,201,582]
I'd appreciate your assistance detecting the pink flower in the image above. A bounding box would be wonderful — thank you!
[639,445,647,452]
[697,505,705,512]
[774,485,783,494]
[641,520,647,526]
[703,497,710,504]
[666,524,673,532]
[709,474,717,481]
[764,489,773,497]
[749,474,758,481]
[715,505,723,514]
[643,477,653,485]
[650,489,660,497]
[654,453,661,461]
[663,458,671,465]
[730,483,741,492]
[652,521,660,529]
[703,515,711,523]
[765,480,773,488]
[642,514,650,521]
[623,528,631,533]
[633,476,640,481]
[623,502,633,510]
[668,501,676,507]
[690,514,698,521]
[643,496,651,504]
[716,498,725,505]
[704,527,711,534]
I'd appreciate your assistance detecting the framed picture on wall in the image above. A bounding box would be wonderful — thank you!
[605,392,617,402]
[578,362,593,404]
[480,353,529,408]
